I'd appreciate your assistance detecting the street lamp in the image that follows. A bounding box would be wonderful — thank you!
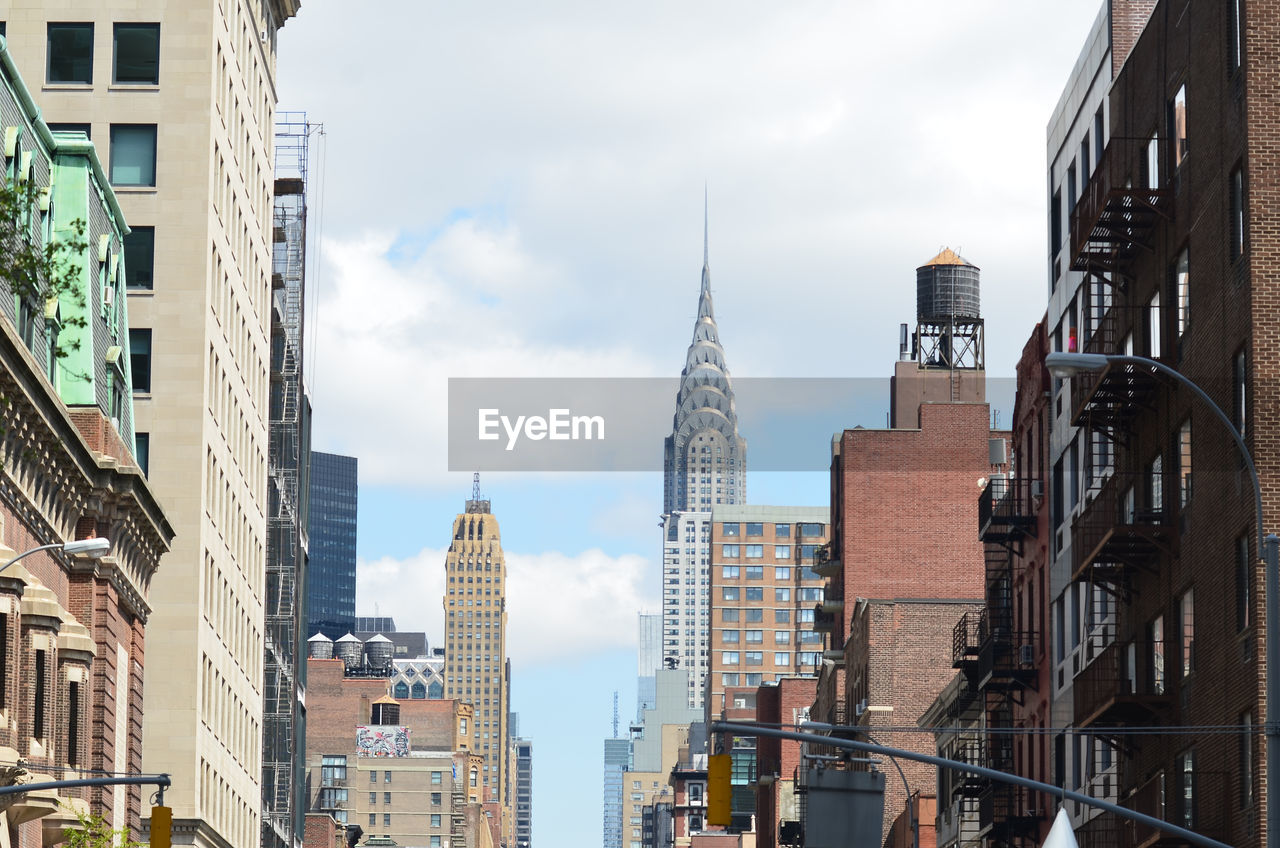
[0,537,112,577]
[1045,351,1280,848]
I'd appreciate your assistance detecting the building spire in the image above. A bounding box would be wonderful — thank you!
[703,184,709,271]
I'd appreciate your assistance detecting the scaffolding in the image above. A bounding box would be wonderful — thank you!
[262,111,313,848]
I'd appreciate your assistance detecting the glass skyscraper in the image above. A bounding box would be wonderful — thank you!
[307,451,358,639]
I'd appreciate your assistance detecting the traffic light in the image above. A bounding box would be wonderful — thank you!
[150,805,172,848]
[707,753,731,827]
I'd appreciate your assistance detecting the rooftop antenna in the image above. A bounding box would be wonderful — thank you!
[472,472,481,501]
[613,691,620,738]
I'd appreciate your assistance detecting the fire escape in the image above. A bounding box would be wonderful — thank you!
[1063,133,1233,848]
[952,477,1042,846]
[263,112,312,848]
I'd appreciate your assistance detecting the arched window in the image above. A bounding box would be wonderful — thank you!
[470,768,478,788]
[428,680,443,699]
[393,682,409,700]
[411,682,426,699]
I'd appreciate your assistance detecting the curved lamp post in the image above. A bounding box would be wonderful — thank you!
[1046,351,1279,848]
[0,537,112,578]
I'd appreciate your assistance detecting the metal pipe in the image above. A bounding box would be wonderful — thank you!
[0,774,170,799]
[711,721,1232,848]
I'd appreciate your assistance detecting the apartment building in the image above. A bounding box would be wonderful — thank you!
[2,4,300,848]
[1058,0,1273,843]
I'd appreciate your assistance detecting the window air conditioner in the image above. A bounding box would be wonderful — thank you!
[1031,480,1044,498]
[1019,644,1035,665]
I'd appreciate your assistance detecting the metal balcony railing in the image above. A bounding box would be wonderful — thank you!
[1074,639,1172,729]
[978,478,1039,542]
[952,610,982,669]
[1069,135,1173,279]
[1072,471,1173,586]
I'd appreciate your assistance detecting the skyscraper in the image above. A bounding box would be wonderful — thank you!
[661,211,746,709]
[307,451,358,639]
[514,738,533,848]
[443,480,511,844]
[636,612,661,717]
[2,5,299,848]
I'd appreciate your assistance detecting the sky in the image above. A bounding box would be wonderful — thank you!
[275,2,1105,845]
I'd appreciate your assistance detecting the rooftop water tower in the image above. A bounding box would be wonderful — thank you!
[911,248,984,370]
[307,632,334,660]
[334,633,363,671]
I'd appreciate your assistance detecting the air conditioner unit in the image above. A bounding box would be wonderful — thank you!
[854,698,868,717]
[1019,643,1035,665]
[1031,480,1044,498]
[104,286,114,307]
[260,29,269,42]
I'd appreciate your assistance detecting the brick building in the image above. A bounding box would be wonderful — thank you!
[813,252,1006,842]
[752,677,816,848]
[1052,0,1279,843]
[304,657,492,848]
[0,37,173,847]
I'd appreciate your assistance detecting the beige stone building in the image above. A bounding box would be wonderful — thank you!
[443,487,512,844]
[1,3,299,847]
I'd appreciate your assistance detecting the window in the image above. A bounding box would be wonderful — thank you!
[1149,291,1162,357]
[1146,131,1160,189]
[774,631,790,645]
[745,522,763,536]
[1237,536,1252,632]
[798,609,814,623]
[125,226,155,289]
[799,545,818,560]
[1149,454,1164,515]
[1234,349,1247,436]
[1240,712,1254,807]
[774,652,791,667]
[431,814,441,828]
[722,630,739,644]
[745,587,763,601]
[110,125,157,186]
[1173,248,1189,337]
[1177,419,1192,507]
[721,544,739,558]
[722,587,739,601]
[411,682,426,698]
[34,650,46,738]
[722,608,739,622]
[384,792,391,805]
[1231,167,1245,261]
[775,524,790,538]
[1169,84,1187,169]
[1229,0,1242,73]
[721,566,739,579]
[774,546,791,559]
[775,567,791,579]
[1181,589,1195,677]
[393,681,409,699]
[431,791,441,805]
[369,792,376,805]
[368,815,375,829]
[745,651,763,666]
[745,630,763,644]
[469,768,477,787]
[47,23,93,84]
[1150,615,1165,695]
[1178,749,1196,828]
[67,681,80,766]
[721,651,739,665]
[369,771,377,784]
[47,122,91,139]
[799,523,823,537]
[431,771,442,785]
[431,838,441,848]
[722,523,740,537]
[384,771,391,784]
[722,673,739,686]
[745,547,763,560]
[745,608,763,623]
[113,23,160,84]
[1051,188,1063,266]
[383,814,390,828]
[775,588,791,602]
[134,433,150,475]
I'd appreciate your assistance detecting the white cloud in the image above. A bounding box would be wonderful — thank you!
[355,546,657,669]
